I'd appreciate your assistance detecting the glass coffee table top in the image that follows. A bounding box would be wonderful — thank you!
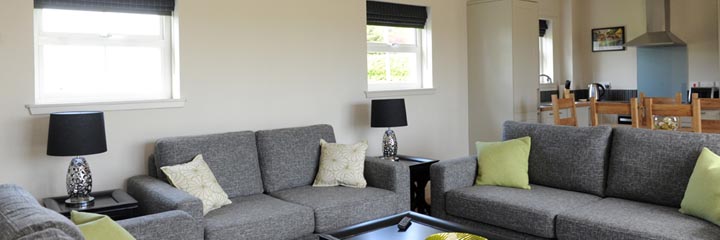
[319,211,503,240]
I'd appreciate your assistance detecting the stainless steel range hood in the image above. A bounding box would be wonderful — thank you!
[625,0,686,47]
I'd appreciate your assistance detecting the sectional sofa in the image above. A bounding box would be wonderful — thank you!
[127,124,410,239]
[431,121,720,239]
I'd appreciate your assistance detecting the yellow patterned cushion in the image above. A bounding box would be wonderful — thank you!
[313,139,368,188]
[160,154,231,215]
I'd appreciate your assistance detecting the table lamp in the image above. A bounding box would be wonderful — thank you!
[47,111,107,207]
[371,99,408,161]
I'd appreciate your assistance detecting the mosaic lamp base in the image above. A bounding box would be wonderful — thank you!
[65,157,94,207]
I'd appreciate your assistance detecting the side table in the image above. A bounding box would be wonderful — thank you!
[43,189,139,220]
[396,155,439,214]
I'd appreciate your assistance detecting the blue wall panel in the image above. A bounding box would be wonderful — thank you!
[637,46,688,101]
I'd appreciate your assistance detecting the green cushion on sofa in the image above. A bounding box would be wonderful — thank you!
[679,148,720,226]
[71,211,135,240]
[475,136,531,190]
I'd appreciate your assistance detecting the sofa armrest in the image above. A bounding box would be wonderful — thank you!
[364,157,410,212]
[126,175,203,220]
[118,210,202,240]
[430,156,477,219]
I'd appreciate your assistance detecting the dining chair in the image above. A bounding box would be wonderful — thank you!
[693,93,720,133]
[589,97,640,127]
[552,94,577,126]
[638,92,683,127]
[645,97,700,132]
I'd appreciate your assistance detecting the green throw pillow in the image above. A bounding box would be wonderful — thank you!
[475,136,531,190]
[71,211,135,240]
[679,147,720,226]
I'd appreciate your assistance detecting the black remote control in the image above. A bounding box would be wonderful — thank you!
[397,216,412,231]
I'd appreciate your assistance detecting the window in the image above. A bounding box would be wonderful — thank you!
[366,1,431,92]
[539,19,554,84]
[33,0,177,105]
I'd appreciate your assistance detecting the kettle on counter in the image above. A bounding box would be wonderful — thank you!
[588,83,606,100]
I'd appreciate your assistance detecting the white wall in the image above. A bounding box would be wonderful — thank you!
[0,0,469,199]
[566,0,718,89]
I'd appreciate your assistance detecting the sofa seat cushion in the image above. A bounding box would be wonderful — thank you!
[270,186,400,232]
[556,198,720,240]
[203,194,314,240]
[445,184,601,238]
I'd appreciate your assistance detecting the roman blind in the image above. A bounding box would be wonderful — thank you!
[367,1,428,29]
[540,20,549,37]
[34,0,175,15]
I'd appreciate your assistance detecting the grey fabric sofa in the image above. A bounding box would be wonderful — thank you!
[127,124,409,240]
[431,121,720,240]
[0,184,201,240]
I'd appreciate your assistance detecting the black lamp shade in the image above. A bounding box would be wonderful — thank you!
[47,112,107,156]
[371,99,408,128]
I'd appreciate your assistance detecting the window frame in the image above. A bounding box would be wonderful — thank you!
[538,18,555,86]
[30,8,181,113]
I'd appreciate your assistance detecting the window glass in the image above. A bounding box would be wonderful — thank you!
[366,25,425,91]
[35,9,173,104]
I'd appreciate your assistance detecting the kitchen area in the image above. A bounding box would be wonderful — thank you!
[535,0,720,127]
[468,0,720,144]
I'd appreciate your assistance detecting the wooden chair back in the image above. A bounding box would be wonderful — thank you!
[693,93,720,133]
[638,92,683,127]
[589,97,640,127]
[645,98,700,132]
[552,94,577,126]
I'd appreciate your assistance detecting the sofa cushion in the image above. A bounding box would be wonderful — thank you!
[445,184,601,238]
[502,121,612,196]
[154,131,264,198]
[556,198,720,240]
[475,136,531,190]
[606,127,720,208]
[313,139,368,188]
[0,184,84,240]
[256,124,336,192]
[270,185,400,232]
[204,194,314,240]
[680,148,720,227]
[71,211,135,240]
[160,154,232,215]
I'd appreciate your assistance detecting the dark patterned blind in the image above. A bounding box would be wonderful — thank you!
[34,0,175,15]
[367,1,427,28]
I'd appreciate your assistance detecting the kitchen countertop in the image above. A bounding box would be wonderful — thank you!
[538,101,590,112]
[537,100,630,112]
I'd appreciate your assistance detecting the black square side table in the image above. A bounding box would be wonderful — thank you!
[43,189,139,220]
[396,155,439,214]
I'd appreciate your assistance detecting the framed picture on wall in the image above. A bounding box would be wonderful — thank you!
[592,26,626,52]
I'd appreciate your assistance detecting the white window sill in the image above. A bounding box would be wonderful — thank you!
[365,88,436,99]
[26,99,186,115]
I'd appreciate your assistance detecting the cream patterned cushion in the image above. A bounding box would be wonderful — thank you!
[160,154,232,215]
[313,139,368,188]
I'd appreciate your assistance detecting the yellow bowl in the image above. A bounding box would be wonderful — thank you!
[426,232,487,240]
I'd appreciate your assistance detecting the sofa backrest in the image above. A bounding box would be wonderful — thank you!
[606,127,720,208]
[154,131,264,198]
[256,124,335,193]
[502,121,612,196]
[0,184,84,240]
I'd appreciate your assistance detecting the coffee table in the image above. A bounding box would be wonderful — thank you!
[319,211,503,240]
